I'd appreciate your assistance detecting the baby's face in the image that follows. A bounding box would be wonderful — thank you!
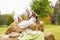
[26,8,30,13]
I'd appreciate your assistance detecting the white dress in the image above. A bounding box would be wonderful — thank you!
[18,17,36,28]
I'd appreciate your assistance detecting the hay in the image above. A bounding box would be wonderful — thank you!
[2,21,55,40]
[44,32,55,40]
[4,22,23,34]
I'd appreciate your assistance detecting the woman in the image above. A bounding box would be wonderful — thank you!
[17,17,44,40]
[13,10,44,40]
[16,15,44,40]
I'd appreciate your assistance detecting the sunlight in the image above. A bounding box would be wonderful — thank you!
[0,0,31,15]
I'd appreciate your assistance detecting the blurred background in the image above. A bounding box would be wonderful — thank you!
[0,0,60,40]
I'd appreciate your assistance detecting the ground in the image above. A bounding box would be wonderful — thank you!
[45,25,60,40]
[0,25,60,40]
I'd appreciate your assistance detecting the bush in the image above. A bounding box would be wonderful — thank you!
[5,14,14,25]
[0,14,14,25]
[39,16,50,24]
[0,15,7,25]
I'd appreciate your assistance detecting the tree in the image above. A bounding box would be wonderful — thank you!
[0,15,7,25]
[30,0,53,18]
[0,14,14,25]
[56,9,60,25]
[54,0,60,25]
[5,14,14,25]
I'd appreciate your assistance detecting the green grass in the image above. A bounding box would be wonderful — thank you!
[0,26,7,35]
[0,25,60,40]
[45,25,60,40]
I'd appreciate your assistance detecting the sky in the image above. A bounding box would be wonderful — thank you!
[49,0,57,7]
[0,0,57,15]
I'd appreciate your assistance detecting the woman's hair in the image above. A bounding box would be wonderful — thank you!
[28,21,44,32]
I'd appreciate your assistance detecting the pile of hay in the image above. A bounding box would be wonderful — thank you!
[0,21,55,40]
[5,22,23,34]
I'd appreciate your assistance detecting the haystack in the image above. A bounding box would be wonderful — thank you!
[44,32,55,40]
[4,22,23,34]
[0,21,55,40]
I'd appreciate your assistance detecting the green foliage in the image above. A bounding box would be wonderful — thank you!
[0,15,7,25]
[5,14,14,25]
[54,0,60,25]
[0,14,14,25]
[30,0,53,18]
[56,9,60,25]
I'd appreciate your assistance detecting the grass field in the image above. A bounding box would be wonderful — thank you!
[0,26,7,34]
[45,25,60,40]
[0,25,60,40]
